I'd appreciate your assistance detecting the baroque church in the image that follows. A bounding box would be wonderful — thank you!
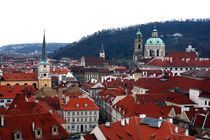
[133,26,165,68]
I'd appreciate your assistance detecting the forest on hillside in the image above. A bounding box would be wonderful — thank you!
[52,19,210,66]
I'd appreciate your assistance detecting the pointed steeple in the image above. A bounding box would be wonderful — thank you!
[41,30,48,62]
[100,43,105,53]
[136,27,142,38]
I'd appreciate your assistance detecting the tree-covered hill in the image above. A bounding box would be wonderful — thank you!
[52,19,210,61]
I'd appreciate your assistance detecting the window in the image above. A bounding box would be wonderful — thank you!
[44,73,46,76]
[51,125,58,135]
[180,68,183,70]
[77,118,79,121]
[175,68,177,70]
[205,101,207,105]
[85,111,87,115]
[209,102,210,106]
[0,100,4,103]
[68,112,70,116]
[68,118,70,122]
[72,112,75,115]
[94,111,97,115]
[67,125,70,130]
[81,118,83,121]
[81,111,83,115]
[90,111,92,115]
[14,131,22,140]
[7,100,11,103]
[72,118,75,122]
[90,118,92,122]
[85,117,87,121]
[94,117,97,121]
[71,125,75,130]
[35,128,42,139]
[77,112,79,115]
[89,124,92,128]
[44,65,46,68]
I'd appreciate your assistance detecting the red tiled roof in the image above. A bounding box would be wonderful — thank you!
[98,117,195,140]
[3,73,38,81]
[85,57,105,65]
[0,111,69,140]
[0,85,37,99]
[62,98,99,111]
[50,68,70,75]
[113,95,172,119]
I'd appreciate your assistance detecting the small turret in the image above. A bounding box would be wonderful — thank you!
[99,43,105,59]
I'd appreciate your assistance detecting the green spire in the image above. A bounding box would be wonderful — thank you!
[136,28,142,38]
[41,30,47,62]
[152,25,158,38]
[100,43,105,53]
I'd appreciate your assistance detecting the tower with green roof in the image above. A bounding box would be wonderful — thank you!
[99,43,105,59]
[133,28,143,65]
[38,31,51,89]
[144,26,165,59]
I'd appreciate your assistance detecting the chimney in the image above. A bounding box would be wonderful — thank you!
[1,115,4,127]
[175,125,178,133]
[170,57,173,63]
[126,117,129,125]
[158,120,162,128]
[25,96,28,102]
[105,122,111,128]
[121,119,125,127]
[169,118,173,124]
[32,122,35,131]
[185,129,189,136]
[139,114,146,118]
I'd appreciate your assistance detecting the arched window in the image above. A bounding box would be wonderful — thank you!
[157,50,159,57]
[32,83,37,89]
[138,44,141,49]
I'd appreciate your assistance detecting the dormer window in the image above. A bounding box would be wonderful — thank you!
[35,128,42,139]
[14,131,22,140]
[84,104,88,107]
[51,125,58,136]
[76,104,79,108]
[44,65,46,68]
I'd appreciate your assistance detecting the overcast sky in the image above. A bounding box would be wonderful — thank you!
[0,0,209,47]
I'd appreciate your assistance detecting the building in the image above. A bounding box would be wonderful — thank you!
[144,26,165,59]
[62,98,99,134]
[133,28,143,66]
[81,116,195,140]
[99,43,105,59]
[37,31,51,89]
[0,32,52,89]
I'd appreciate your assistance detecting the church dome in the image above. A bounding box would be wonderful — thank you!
[145,37,164,45]
[145,27,164,45]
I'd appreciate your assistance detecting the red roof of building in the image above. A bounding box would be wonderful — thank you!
[97,117,195,140]
[50,68,70,75]
[3,73,38,81]
[62,98,99,111]
[0,85,37,99]
[0,111,69,140]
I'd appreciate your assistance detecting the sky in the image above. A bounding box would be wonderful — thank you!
[0,0,209,47]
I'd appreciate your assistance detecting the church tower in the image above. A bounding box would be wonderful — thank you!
[133,28,143,65]
[38,31,51,89]
[99,43,105,59]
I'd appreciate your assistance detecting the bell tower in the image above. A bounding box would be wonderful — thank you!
[133,28,143,66]
[38,31,51,89]
[99,43,105,59]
